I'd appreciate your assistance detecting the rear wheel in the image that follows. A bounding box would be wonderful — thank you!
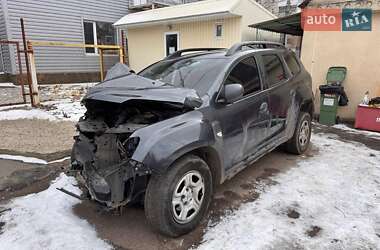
[144,155,213,237]
[284,112,312,154]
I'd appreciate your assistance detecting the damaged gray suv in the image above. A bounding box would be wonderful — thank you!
[70,41,314,237]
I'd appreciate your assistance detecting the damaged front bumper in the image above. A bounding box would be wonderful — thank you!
[71,134,151,208]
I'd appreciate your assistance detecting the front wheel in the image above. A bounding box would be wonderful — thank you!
[144,155,213,237]
[284,112,312,154]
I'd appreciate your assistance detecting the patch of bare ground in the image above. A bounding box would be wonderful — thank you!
[0,119,75,155]
[313,123,380,151]
[306,226,322,237]
[0,160,68,202]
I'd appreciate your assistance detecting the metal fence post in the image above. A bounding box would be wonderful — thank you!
[20,18,35,107]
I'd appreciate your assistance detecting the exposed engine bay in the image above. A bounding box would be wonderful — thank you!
[71,99,189,208]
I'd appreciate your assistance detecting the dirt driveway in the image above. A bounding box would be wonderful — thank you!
[73,147,314,250]
[0,119,378,250]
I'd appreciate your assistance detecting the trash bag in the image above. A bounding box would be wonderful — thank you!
[319,84,349,106]
[369,97,380,106]
[339,93,349,106]
[104,63,131,81]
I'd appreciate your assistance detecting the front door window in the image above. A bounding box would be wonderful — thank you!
[165,33,179,56]
[225,56,262,97]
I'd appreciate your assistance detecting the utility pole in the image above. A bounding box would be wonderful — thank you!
[281,0,292,44]
[285,0,292,16]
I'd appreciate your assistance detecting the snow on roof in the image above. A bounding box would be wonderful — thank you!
[114,0,241,27]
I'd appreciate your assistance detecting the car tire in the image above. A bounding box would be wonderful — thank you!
[284,112,312,155]
[144,154,213,237]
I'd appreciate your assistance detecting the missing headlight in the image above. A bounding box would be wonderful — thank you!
[118,137,140,159]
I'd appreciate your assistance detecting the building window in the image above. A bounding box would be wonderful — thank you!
[215,24,223,38]
[83,21,117,54]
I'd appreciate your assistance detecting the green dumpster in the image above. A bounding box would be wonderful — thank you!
[319,94,339,125]
[319,67,347,126]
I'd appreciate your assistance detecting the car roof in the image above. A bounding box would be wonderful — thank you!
[162,47,286,63]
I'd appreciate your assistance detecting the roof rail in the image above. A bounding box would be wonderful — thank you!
[165,48,225,59]
[226,41,286,56]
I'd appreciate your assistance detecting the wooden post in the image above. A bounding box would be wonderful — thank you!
[99,48,104,81]
[27,41,40,106]
[119,47,125,64]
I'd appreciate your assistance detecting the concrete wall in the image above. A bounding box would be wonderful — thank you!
[127,16,242,71]
[301,12,380,120]
[4,0,130,75]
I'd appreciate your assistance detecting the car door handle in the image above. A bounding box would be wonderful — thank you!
[259,102,268,113]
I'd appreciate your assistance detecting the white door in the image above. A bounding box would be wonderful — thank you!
[165,32,179,57]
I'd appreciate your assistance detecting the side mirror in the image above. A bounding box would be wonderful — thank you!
[184,96,203,108]
[219,84,244,104]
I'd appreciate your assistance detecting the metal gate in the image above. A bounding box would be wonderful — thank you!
[0,40,31,107]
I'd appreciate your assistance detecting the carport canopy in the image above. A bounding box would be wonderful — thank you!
[249,13,302,36]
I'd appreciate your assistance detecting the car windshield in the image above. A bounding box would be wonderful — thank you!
[139,57,228,96]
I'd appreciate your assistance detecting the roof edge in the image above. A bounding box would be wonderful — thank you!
[114,11,237,27]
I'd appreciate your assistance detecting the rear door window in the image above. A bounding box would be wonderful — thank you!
[225,56,262,97]
[284,52,301,75]
[262,54,287,87]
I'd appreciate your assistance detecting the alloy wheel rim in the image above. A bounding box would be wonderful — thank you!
[299,120,310,147]
[172,170,205,224]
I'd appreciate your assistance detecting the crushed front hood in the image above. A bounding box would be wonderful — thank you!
[83,74,202,108]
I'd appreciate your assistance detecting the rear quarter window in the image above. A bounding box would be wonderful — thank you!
[284,52,301,75]
[262,54,287,87]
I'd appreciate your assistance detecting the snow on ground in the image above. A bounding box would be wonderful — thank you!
[0,83,16,88]
[0,83,91,121]
[197,132,380,250]
[0,108,57,121]
[0,154,48,165]
[47,156,71,164]
[0,104,29,111]
[0,100,86,122]
[0,154,70,165]
[0,174,112,250]
[43,99,86,121]
[333,124,380,139]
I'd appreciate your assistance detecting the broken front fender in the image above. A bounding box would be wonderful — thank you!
[130,110,220,174]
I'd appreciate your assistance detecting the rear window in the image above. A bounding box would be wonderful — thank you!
[284,52,301,75]
[262,54,287,87]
